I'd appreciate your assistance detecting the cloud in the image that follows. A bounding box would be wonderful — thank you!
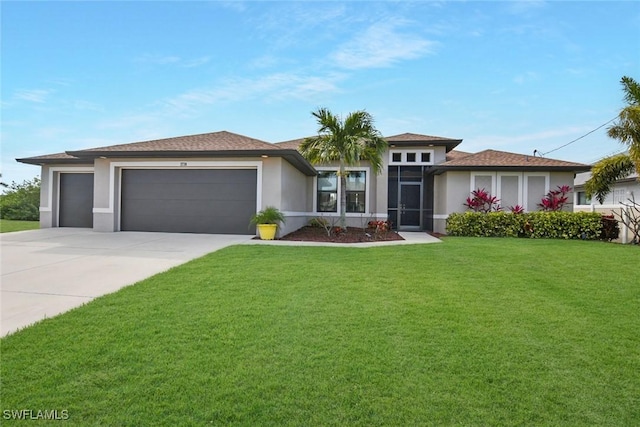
[513,71,539,85]
[465,125,594,152]
[13,89,54,103]
[160,72,346,115]
[134,54,211,68]
[181,56,211,68]
[330,19,437,69]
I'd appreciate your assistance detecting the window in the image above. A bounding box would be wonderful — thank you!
[389,150,434,165]
[346,171,366,213]
[577,191,590,205]
[316,169,368,213]
[317,171,337,212]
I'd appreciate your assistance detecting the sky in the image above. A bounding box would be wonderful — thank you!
[2,1,639,186]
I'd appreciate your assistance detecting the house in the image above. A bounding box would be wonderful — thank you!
[574,170,639,243]
[17,130,591,236]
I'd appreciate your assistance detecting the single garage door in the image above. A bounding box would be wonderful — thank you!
[121,169,257,234]
[59,173,94,228]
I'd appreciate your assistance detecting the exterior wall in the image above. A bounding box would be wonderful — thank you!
[433,171,469,233]
[433,170,577,234]
[549,172,576,212]
[278,157,312,236]
[39,165,53,228]
[432,146,448,164]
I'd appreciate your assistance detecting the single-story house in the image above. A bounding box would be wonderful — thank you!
[17,130,591,236]
[574,170,639,243]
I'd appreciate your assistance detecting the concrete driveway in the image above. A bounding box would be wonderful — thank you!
[1,228,252,337]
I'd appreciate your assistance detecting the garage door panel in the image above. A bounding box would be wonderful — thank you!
[59,173,94,228]
[124,182,256,201]
[121,169,257,234]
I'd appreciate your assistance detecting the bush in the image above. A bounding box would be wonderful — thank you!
[446,211,602,240]
[0,177,41,221]
[600,215,620,241]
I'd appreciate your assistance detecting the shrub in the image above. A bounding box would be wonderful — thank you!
[538,185,571,211]
[0,177,41,221]
[464,188,501,212]
[600,215,620,241]
[446,211,602,240]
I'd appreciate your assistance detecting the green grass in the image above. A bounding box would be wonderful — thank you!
[0,219,39,233]
[1,238,638,425]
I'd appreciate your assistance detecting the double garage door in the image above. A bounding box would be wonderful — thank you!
[120,169,257,234]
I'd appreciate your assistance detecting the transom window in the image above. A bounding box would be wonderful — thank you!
[316,170,367,213]
[389,150,433,165]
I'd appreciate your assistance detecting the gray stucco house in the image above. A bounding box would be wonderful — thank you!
[17,131,591,236]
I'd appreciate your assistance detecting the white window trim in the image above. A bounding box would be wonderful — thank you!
[389,149,434,166]
[470,172,496,195]
[469,172,552,212]
[523,172,549,211]
[497,172,523,208]
[313,166,371,216]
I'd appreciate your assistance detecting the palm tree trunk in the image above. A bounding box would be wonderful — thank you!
[339,160,347,230]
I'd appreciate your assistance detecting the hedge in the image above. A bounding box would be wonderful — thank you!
[446,211,603,240]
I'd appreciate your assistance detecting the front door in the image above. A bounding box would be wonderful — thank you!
[399,183,421,230]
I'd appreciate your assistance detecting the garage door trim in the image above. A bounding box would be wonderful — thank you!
[114,161,263,232]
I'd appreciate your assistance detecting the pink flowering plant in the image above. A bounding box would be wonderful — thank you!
[464,188,502,213]
[538,185,571,212]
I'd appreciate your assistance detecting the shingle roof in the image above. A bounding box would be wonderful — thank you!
[16,131,317,175]
[446,150,473,161]
[69,131,277,154]
[385,132,462,151]
[435,149,591,171]
[385,132,461,143]
[274,138,307,150]
[276,133,463,151]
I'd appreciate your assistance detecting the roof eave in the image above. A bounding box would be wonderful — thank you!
[65,149,318,176]
[387,139,462,152]
[16,157,91,166]
[432,165,592,174]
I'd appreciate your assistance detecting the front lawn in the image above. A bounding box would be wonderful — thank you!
[0,219,39,233]
[1,238,638,425]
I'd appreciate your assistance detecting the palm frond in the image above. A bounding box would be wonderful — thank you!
[585,153,636,204]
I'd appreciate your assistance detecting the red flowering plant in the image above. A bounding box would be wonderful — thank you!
[538,185,571,211]
[464,188,502,213]
[367,220,391,233]
[509,205,525,214]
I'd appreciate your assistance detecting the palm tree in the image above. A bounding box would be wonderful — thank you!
[586,76,640,203]
[300,108,387,230]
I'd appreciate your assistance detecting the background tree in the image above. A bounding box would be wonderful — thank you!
[586,76,640,203]
[300,108,387,230]
[0,177,41,221]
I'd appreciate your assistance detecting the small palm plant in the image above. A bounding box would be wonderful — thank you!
[249,206,285,240]
[249,206,286,227]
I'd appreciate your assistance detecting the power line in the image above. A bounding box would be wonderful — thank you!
[539,116,617,157]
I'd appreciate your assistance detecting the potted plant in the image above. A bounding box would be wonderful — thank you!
[249,206,286,240]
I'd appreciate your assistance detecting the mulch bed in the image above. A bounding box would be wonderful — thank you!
[277,226,405,243]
